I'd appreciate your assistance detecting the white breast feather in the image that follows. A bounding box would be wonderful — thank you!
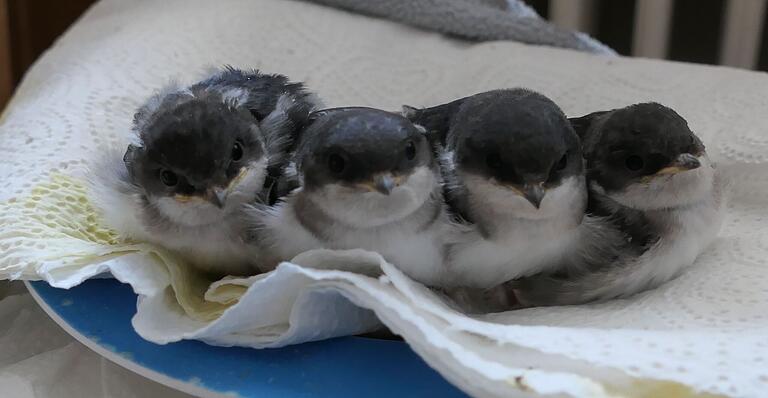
[447,176,587,288]
[523,160,728,305]
[588,163,726,300]
[259,168,450,286]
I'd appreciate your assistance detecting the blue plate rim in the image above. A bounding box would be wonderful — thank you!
[25,280,232,398]
[24,278,466,398]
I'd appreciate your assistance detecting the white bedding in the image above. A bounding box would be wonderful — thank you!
[1,0,768,397]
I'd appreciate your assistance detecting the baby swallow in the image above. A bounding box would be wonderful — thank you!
[251,107,450,286]
[406,89,587,289]
[513,102,726,306]
[93,67,319,276]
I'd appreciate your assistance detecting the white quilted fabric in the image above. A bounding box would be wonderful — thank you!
[1,0,768,397]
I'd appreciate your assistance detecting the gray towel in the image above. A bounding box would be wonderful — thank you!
[302,0,615,55]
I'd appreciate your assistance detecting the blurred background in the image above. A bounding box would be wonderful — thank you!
[1,0,767,112]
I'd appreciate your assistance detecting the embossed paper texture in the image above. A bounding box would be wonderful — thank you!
[0,0,766,397]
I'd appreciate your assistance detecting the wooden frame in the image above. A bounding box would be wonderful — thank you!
[720,0,767,69]
[632,0,673,59]
[0,0,12,111]
[550,0,597,34]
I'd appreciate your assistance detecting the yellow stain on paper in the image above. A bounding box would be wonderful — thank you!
[0,173,241,322]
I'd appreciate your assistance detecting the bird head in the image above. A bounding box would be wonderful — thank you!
[125,93,268,226]
[575,102,713,210]
[296,107,438,227]
[449,90,586,221]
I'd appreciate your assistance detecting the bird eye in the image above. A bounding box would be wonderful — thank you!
[160,169,178,186]
[486,153,503,170]
[405,141,417,160]
[328,153,346,174]
[231,142,244,162]
[555,154,568,171]
[547,154,568,183]
[625,155,644,171]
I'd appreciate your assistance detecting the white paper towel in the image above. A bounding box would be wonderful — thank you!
[1,0,767,397]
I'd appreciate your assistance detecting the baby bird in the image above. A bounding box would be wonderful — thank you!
[406,89,587,289]
[513,102,726,306]
[251,107,450,286]
[92,67,318,276]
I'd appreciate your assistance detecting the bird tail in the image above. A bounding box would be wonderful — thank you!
[511,260,652,308]
[509,215,641,307]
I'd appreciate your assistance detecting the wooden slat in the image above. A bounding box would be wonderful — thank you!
[549,0,596,34]
[0,0,13,111]
[632,0,674,58]
[720,0,767,69]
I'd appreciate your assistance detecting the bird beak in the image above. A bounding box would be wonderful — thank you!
[373,174,397,195]
[205,167,250,208]
[206,187,228,208]
[357,174,403,195]
[521,183,545,209]
[656,153,701,175]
